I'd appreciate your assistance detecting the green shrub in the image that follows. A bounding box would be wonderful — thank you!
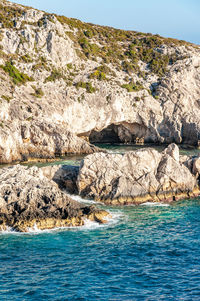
[89,64,116,80]
[0,4,24,28]
[122,60,139,74]
[149,55,169,76]
[54,9,192,77]
[32,57,49,71]
[89,69,107,81]
[78,37,89,49]
[20,54,33,63]
[67,63,73,69]
[31,86,44,98]
[84,30,93,38]
[37,15,53,28]
[78,37,100,58]
[121,81,144,92]
[135,96,140,101]
[1,95,12,102]
[75,81,96,93]
[45,69,64,83]
[1,61,33,85]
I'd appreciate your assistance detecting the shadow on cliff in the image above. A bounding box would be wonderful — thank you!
[52,165,79,194]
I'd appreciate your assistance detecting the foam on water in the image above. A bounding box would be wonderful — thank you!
[69,194,99,204]
[70,194,171,208]
[0,226,17,235]
[0,210,124,236]
[140,202,170,207]
[1,199,200,300]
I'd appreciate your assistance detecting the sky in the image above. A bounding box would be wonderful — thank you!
[12,0,200,45]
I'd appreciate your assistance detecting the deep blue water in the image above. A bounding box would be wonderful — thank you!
[1,199,200,300]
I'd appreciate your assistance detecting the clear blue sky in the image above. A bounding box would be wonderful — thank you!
[12,0,200,44]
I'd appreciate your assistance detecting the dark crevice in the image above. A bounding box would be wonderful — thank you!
[89,122,147,144]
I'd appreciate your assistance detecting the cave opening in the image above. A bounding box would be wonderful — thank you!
[89,123,147,144]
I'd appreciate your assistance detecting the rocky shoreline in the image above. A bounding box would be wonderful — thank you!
[0,165,110,232]
[0,122,103,164]
[47,144,200,205]
[1,143,200,232]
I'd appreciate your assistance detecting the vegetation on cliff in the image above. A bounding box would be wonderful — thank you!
[0,0,197,95]
[0,61,33,85]
[0,0,199,165]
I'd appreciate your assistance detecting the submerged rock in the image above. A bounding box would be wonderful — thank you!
[0,165,110,232]
[76,144,200,205]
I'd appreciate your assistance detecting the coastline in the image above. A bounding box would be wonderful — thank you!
[1,143,200,232]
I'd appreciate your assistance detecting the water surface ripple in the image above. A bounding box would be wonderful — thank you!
[0,200,200,300]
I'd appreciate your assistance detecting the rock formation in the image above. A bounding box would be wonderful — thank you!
[0,165,110,232]
[0,1,199,163]
[42,164,79,194]
[75,144,200,205]
[0,121,102,163]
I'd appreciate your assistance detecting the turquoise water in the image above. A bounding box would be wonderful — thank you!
[0,199,200,300]
[1,144,200,300]
[19,143,200,168]
[0,143,199,169]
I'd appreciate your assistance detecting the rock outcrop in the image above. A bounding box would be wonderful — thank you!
[76,144,200,205]
[0,122,101,163]
[0,1,199,163]
[0,165,110,232]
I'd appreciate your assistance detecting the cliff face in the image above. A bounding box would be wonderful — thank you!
[0,1,200,163]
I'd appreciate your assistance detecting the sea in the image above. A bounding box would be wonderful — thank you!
[0,144,200,300]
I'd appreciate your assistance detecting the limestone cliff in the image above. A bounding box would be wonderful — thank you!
[0,0,200,163]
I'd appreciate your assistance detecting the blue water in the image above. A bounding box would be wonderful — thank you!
[1,199,200,300]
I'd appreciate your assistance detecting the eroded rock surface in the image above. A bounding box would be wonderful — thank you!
[76,144,200,205]
[0,122,101,164]
[0,165,110,232]
[0,2,199,163]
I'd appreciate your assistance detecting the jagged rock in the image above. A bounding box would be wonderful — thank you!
[77,144,199,205]
[156,154,195,194]
[163,143,179,162]
[0,122,102,164]
[0,165,110,232]
[180,155,200,177]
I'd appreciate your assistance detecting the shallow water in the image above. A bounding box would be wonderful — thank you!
[0,143,199,169]
[0,199,200,300]
[20,143,200,168]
